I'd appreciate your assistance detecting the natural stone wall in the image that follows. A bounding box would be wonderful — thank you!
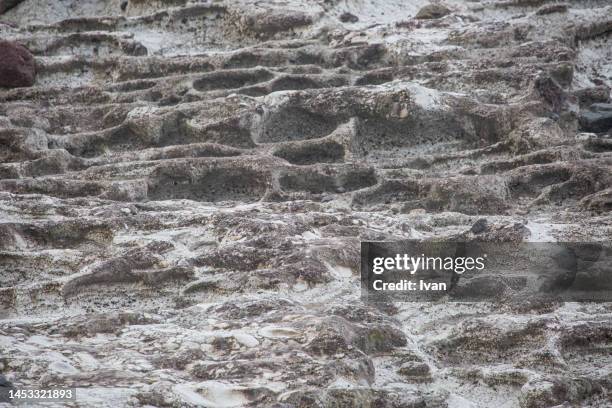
[0,0,611,407]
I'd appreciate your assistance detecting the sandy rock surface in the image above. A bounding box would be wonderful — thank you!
[0,0,611,407]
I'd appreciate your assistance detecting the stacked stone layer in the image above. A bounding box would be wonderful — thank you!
[0,0,611,407]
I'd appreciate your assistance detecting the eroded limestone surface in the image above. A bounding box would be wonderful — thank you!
[1,0,611,407]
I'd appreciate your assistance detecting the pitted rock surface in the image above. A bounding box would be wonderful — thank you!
[0,0,611,407]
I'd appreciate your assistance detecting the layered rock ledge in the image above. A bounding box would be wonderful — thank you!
[1,0,611,407]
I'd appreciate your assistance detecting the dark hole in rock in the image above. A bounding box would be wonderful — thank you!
[258,107,340,143]
[193,69,274,92]
[274,141,345,165]
[148,165,268,202]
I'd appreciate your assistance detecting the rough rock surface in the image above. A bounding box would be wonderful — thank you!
[415,4,452,20]
[0,0,611,407]
[0,40,35,88]
[0,0,23,14]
